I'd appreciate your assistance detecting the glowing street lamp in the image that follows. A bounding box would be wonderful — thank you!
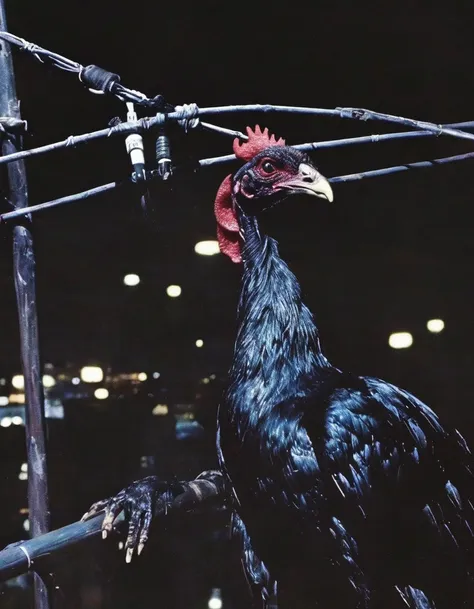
[42,374,56,388]
[208,589,222,609]
[123,274,140,286]
[166,285,182,298]
[195,240,220,256]
[388,332,413,350]
[80,366,104,383]
[94,388,109,400]
[427,319,445,334]
[12,375,24,390]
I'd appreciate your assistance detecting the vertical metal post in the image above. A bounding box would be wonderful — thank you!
[0,6,50,609]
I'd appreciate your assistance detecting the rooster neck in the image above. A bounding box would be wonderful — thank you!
[226,212,330,422]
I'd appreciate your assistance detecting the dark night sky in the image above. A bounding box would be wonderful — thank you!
[1,0,474,419]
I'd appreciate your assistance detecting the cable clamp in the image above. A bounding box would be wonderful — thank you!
[0,117,28,136]
[124,103,146,182]
[18,544,32,569]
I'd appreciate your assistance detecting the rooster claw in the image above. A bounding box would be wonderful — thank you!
[83,476,167,561]
[84,471,225,562]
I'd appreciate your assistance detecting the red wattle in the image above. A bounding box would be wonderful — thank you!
[217,225,241,264]
[214,175,239,231]
[214,174,241,263]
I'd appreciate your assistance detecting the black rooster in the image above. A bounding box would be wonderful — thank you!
[85,127,474,609]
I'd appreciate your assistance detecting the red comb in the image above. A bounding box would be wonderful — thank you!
[233,125,285,161]
[214,125,285,264]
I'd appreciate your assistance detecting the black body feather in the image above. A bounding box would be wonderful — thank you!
[217,206,474,609]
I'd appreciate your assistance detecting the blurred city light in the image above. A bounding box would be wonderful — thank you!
[195,240,220,256]
[0,396,9,406]
[11,416,23,426]
[72,377,80,385]
[427,318,445,333]
[152,372,160,379]
[94,388,109,400]
[138,372,147,382]
[9,393,25,404]
[123,273,140,286]
[22,519,30,532]
[80,366,104,383]
[21,463,27,472]
[166,284,182,298]
[152,404,169,416]
[18,472,27,481]
[12,375,24,390]
[195,339,204,348]
[388,332,413,349]
[42,374,56,388]
[208,589,223,609]
[0,378,6,386]
[1,417,12,427]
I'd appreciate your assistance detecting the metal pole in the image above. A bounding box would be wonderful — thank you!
[0,5,50,608]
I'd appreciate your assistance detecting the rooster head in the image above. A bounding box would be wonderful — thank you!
[215,126,333,263]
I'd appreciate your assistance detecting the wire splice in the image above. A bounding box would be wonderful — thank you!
[175,103,200,131]
[79,65,121,94]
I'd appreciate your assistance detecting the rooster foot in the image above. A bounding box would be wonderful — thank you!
[82,470,227,562]
[82,475,171,563]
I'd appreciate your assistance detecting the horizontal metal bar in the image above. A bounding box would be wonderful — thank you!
[0,181,122,221]
[198,105,474,144]
[1,147,473,224]
[331,150,474,183]
[0,514,110,582]
[1,110,474,170]
[0,127,119,166]
[197,120,474,167]
[298,121,474,151]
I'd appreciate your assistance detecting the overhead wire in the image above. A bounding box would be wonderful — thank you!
[1,30,474,222]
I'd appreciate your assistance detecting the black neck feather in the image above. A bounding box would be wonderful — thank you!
[227,210,330,416]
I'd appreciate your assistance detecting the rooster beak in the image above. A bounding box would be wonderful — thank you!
[278,163,334,203]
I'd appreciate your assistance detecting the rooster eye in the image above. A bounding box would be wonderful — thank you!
[261,160,276,174]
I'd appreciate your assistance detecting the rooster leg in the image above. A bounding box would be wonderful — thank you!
[232,512,277,609]
[82,470,228,562]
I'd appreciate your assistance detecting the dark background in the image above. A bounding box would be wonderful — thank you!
[2,0,474,607]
